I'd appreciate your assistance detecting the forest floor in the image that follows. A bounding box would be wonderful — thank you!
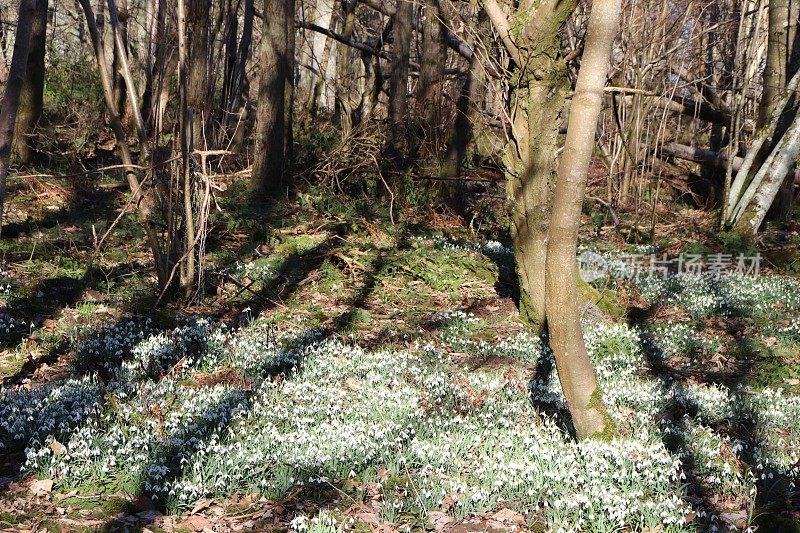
[0,171,799,532]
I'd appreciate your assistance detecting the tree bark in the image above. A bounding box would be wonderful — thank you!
[482,0,577,333]
[333,0,358,135]
[13,0,48,165]
[187,0,211,148]
[385,0,413,170]
[731,110,800,234]
[252,0,292,196]
[0,0,37,235]
[545,0,621,441]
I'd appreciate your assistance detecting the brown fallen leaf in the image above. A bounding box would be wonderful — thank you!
[190,498,213,515]
[491,508,525,525]
[441,491,459,512]
[30,478,53,497]
[427,510,454,530]
[181,514,214,531]
[355,511,381,526]
[784,378,800,386]
[764,336,779,346]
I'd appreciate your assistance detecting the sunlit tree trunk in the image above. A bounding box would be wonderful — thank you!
[546,0,621,441]
[0,0,37,235]
[302,0,336,110]
[13,0,48,165]
[727,0,800,232]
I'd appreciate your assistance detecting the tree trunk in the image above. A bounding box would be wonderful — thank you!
[732,110,800,234]
[225,0,254,152]
[285,0,296,168]
[417,0,446,111]
[726,67,800,219]
[333,0,358,136]
[307,9,336,118]
[252,0,292,196]
[545,0,621,441]
[141,0,172,136]
[758,0,799,127]
[187,0,211,148]
[107,0,148,153]
[13,0,47,165]
[0,0,37,235]
[482,0,577,333]
[111,0,131,126]
[443,8,489,183]
[385,0,413,170]
[302,0,336,107]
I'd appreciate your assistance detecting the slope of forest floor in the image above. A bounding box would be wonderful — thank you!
[0,173,799,532]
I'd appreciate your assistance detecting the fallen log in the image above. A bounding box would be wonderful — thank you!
[658,142,800,185]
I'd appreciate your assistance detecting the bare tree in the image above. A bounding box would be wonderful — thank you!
[481,0,577,332]
[545,0,622,440]
[13,0,47,165]
[384,0,413,171]
[0,0,37,235]
[252,0,294,195]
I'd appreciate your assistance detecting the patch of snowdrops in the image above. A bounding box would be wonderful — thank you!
[0,298,798,529]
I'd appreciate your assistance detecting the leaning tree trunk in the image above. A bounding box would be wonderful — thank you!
[545,0,621,441]
[78,0,167,285]
[760,0,800,221]
[726,67,800,222]
[0,0,37,236]
[13,0,47,165]
[731,110,800,235]
[252,0,292,196]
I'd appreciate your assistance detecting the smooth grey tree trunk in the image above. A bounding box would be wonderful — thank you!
[545,0,622,441]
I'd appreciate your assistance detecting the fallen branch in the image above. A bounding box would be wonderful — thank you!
[658,142,800,185]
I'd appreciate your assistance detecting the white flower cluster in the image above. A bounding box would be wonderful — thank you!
[1,298,798,529]
[0,312,25,341]
[765,318,800,344]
